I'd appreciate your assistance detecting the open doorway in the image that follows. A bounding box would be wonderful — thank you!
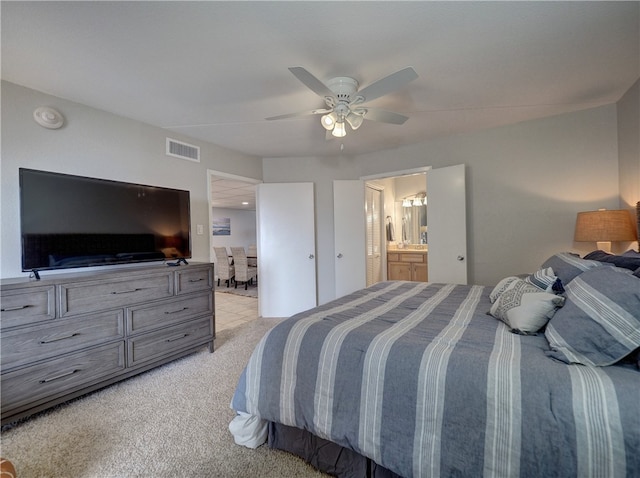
[207,170,261,296]
[364,168,429,285]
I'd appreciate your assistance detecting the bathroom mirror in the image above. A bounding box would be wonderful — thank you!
[398,201,427,245]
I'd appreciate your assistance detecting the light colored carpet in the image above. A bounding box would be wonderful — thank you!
[0,319,328,477]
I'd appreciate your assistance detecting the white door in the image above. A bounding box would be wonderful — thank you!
[333,180,366,298]
[426,164,467,284]
[257,183,317,317]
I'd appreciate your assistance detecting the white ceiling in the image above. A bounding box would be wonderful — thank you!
[209,175,257,210]
[2,1,638,161]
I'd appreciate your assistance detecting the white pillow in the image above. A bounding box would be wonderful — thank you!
[489,278,565,333]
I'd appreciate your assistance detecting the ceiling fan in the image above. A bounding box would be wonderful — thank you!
[266,66,418,138]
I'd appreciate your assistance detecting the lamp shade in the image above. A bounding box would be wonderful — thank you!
[321,113,337,130]
[574,209,638,242]
[332,121,346,138]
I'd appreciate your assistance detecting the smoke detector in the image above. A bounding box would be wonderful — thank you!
[33,107,64,129]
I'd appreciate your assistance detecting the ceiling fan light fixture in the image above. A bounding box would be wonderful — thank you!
[321,112,337,130]
[332,121,346,138]
[345,111,364,130]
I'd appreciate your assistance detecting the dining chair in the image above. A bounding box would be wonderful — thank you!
[247,244,257,268]
[213,247,235,287]
[230,246,258,290]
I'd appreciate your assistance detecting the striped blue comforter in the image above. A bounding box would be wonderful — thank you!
[231,281,640,477]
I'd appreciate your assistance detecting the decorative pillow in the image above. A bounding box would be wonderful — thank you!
[489,278,565,333]
[584,250,640,272]
[540,252,608,286]
[489,276,519,303]
[524,267,560,293]
[545,266,640,366]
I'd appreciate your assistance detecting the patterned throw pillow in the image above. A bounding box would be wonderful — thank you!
[489,278,565,333]
[489,276,519,303]
[524,267,561,292]
[541,252,608,286]
[545,267,640,366]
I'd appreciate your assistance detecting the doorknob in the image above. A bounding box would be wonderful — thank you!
[309,254,315,259]
[337,253,343,258]
[457,256,465,261]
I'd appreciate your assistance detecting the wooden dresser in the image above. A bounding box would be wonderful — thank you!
[387,250,428,282]
[0,262,215,425]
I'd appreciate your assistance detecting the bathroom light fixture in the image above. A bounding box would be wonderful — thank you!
[402,193,427,207]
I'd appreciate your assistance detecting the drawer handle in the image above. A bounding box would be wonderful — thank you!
[1,304,31,312]
[188,278,204,283]
[40,333,79,344]
[165,307,189,315]
[40,369,78,383]
[110,288,142,295]
[166,333,189,342]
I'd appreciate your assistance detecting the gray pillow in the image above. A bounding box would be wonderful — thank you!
[541,252,609,286]
[545,267,640,366]
[584,250,640,272]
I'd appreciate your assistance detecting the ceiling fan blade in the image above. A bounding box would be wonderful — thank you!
[266,108,332,121]
[288,67,336,99]
[355,67,418,104]
[363,108,410,125]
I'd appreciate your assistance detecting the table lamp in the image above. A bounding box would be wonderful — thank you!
[574,209,638,253]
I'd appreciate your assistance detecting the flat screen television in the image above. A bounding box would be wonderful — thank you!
[19,168,191,273]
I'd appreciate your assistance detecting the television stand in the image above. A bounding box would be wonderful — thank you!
[0,262,214,425]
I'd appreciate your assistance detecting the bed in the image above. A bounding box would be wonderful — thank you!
[230,246,640,477]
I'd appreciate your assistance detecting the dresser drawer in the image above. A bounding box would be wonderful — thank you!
[1,310,124,371]
[175,266,214,295]
[1,342,125,414]
[1,286,56,329]
[126,291,213,334]
[127,291,213,334]
[127,316,213,367]
[59,271,174,317]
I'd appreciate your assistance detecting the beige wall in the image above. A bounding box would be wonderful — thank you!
[264,104,622,303]
[617,78,640,247]
[3,78,637,294]
[0,81,262,278]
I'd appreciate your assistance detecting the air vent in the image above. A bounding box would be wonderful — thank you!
[166,138,200,162]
